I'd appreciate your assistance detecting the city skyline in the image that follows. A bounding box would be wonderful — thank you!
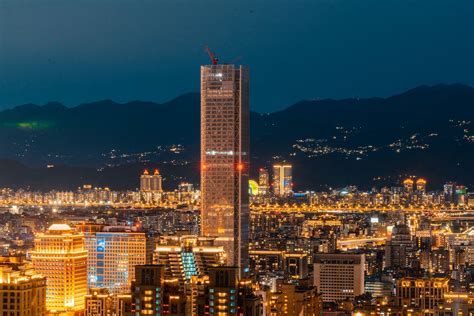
[1,1,474,315]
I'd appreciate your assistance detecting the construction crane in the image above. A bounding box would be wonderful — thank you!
[205,46,219,65]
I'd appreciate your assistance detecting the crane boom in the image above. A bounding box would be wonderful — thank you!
[205,46,219,65]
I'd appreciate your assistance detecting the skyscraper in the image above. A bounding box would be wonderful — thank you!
[200,63,249,273]
[31,224,88,313]
[273,164,292,196]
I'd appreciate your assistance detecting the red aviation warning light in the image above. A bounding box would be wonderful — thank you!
[205,46,219,65]
[237,163,244,171]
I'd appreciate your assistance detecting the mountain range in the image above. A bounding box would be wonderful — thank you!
[0,84,473,191]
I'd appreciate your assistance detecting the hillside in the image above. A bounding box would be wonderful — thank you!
[0,84,473,190]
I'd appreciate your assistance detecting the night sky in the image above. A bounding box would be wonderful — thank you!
[1,0,473,112]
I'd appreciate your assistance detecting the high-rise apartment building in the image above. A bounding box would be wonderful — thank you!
[0,256,47,316]
[416,178,427,193]
[313,253,365,302]
[403,178,414,193]
[31,224,87,313]
[140,169,163,192]
[154,236,226,288]
[132,265,165,316]
[200,63,249,273]
[85,226,148,295]
[273,164,292,196]
[132,265,186,316]
[206,266,239,316]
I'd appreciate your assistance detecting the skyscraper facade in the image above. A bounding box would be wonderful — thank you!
[313,253,365,302]
[85,227,148,295]
[200,64,249,273]
[273,164,293,196]
[31,224,88,313]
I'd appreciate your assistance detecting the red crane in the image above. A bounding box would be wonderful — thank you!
[205,46,219,65]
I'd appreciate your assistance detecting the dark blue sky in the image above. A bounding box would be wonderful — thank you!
[1,0,473,112]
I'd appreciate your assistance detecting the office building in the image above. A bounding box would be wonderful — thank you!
[313,253,365,302]
[85,226,148,295]
[273,164,292,196]
[268,282,322,316]
[200,63,250,273]
[31,224,87,313]
[258,168,270,196]
[444,182,456,204]
[385,223,413,269]
[0,256,47,316]
[396,277,448,313]
[85,288,113,316]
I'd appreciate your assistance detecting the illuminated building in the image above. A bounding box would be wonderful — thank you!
[385,223,413,269]
[273,164,292,196]
[403,178,414,193]
[116,294,133,316]
[396,277,448,313]
[132,265,164,316]
[443,182,456,204]
[249,250,309,280]
[258,168,270,196]
[153,236,226,288]
[268,282,322,316]
[416,178,427,193]
[313,253,365,302]
[132,265,186,316]
[31,224,87,313]
[85,288,113,316]
[200,63,250,273]
[249,180,259,197]
[455,185,468,205]
[364,276,393,298]
[140,169,163,192]
[442,292,474,315]
[206,266,239,316]
[85,226,148,295]
[0,256,46,315]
